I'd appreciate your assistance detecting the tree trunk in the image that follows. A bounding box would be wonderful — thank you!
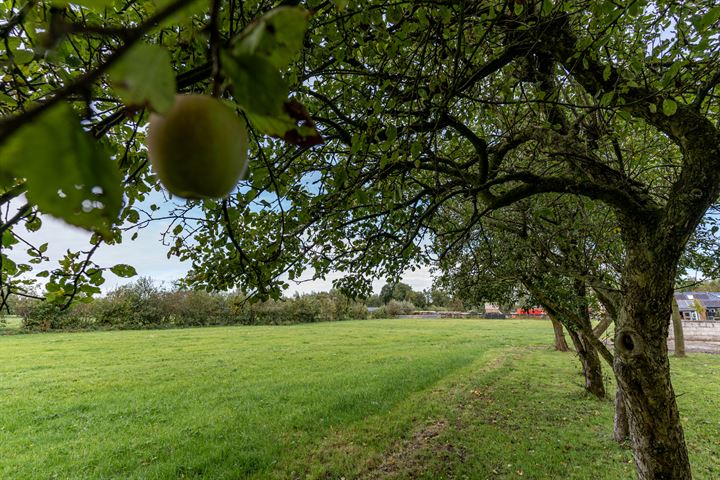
[536,287,606,399]
[613,246,691,479]
[551,317,570,351]
[614,384,629,443]
[671,298,686,357]
[593,314,612,338]
[567,328,606,399]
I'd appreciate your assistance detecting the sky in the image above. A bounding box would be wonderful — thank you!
[8,195,435,296]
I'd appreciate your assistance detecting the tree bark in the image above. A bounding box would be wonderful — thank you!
[671,298,686,357]
[567,327,606,399]
[531,284,607,399]
[551,317,570,351]
[574,280,606,399]
[613,244,691,479]
[614,384,629,443]
[593,314,612,338]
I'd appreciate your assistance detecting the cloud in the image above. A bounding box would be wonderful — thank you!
[283,266,435,296]
[6,192,435,296]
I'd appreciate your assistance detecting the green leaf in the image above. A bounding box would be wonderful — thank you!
[648,103,657,113]
[1,231,17,247]
[602,65,611,82]
[541,0,552,16]
[232,6,309,68]
[109,43,176,114]
[693,6,720,31]
[79,284,102,295]
[51,0,114,11]
[109,264,137,277]
[2,256,17,276]
[662,98,678,117]
[599,91,614,106]
[25,217,42,232]
[12,49,34,65]
[411,141,422,158]
[245,110,323,148]
[126,209,140,224]
[222,52,288,117]
[0,104,122,238]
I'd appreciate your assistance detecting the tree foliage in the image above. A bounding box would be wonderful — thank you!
[2,0,720,477]
[0,0,322,306]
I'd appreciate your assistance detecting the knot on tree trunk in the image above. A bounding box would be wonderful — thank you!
[616,328,645,357]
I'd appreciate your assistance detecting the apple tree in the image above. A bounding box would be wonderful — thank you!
[168,2,720,478]
[2,1,720,478]
[0,0,322,307]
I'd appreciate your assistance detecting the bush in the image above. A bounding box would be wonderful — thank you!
[384,300,415,316]
[159,290,231,326]
[21,301,95,331]
[93,278,165,328]
[20,301,60,331]
[229,291,368,325]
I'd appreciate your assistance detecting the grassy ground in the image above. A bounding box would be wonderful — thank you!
[0,319,718,479]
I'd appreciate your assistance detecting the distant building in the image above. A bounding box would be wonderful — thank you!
[673,292,720,321]
[484,303,502,314]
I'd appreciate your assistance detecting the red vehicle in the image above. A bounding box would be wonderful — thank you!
[515,307,546,316]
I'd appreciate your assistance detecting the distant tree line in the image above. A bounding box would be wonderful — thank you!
[11,278,369,332]
[677,278,720,293]
[5,279,475,332]
[365,282,462,311]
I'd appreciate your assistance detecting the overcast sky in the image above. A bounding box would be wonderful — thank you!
[9,194,434,296]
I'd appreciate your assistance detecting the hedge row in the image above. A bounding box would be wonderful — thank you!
[18,279,370,331]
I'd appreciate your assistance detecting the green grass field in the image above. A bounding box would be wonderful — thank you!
[1,319,718,479]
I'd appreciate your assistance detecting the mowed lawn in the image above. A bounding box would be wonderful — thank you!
[1,320,719,479]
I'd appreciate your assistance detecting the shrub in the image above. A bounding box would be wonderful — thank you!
[21,301,94,331]
[20,301,60,331]
[385,300,415,316]
[159,289,231,326]
[93,277,165,328]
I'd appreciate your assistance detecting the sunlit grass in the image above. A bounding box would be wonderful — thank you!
[0,319,717,479]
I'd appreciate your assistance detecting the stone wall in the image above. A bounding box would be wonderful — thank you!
[669,320,720,341]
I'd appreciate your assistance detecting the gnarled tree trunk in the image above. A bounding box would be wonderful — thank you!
[532,283,606,399]
[573,280,605,399]
[551,317,570,351]
[614,384,629,443]
[567,328,605,399]
[613,245,691,479]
